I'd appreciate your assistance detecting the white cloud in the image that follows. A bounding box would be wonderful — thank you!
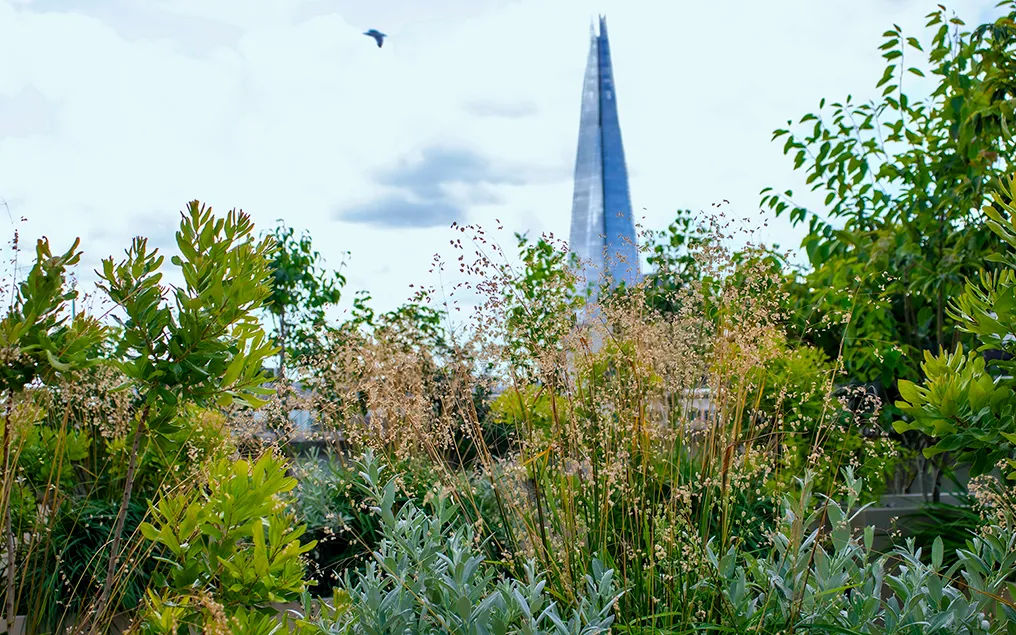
[0,0,1001,316]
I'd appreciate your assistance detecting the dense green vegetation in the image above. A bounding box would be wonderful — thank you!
[1,3,1016,634]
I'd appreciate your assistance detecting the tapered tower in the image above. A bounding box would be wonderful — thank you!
[568,16,639,298]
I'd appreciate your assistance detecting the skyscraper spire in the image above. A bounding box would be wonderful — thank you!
[568,15,639,302]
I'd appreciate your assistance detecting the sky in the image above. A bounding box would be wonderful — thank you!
[0,0,1004,318]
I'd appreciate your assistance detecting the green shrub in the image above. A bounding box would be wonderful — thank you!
[758,343,900,502]
[706,469,1016,633]
[0,202,281,632]
[289,449,444,593]
[896,174,1016,480]
[138,451,315,633]
[296,451,620,635]
[896,345,1015,477]
[0,237,107,630]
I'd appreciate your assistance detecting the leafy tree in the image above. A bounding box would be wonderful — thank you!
[501,233,582,380]
[642,209,710,314]
[642,208,787,319]
[761,5,1016,401]
[264,221,346,380]
[374,299,449,356]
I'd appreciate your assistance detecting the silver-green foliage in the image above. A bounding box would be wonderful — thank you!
[707,469,1016,634]
[302,451,621,635]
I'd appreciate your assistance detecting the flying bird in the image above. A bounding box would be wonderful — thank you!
[363,29,386,48]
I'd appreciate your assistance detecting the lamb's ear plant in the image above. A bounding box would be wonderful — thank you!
[136,451,316,633]
[80,202,278,632]
[705,468,1016,634]
[298,450,621,635]
[288,447,445,593]
[0,237,106,629]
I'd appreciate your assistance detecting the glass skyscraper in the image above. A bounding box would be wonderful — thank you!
[568,16,639,298]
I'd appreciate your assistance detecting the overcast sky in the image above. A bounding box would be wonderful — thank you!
[0,0,1002,316]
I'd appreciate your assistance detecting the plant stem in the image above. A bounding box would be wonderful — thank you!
[932,456,944,504]
[85,404,149,634]
[278,305,287,382]
[2,400,15,627]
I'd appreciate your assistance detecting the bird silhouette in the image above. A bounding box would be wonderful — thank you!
[363,29,386,48]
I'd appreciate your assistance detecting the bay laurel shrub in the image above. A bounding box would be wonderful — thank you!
[896,174,1016,481]
[0,202,287,633]
[138,452,316,633]
[81,202,280,631]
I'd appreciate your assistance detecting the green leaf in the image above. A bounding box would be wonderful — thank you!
[932,536,943,569]
[897,379,921,405]
[969,373,992,412]
[221,347,248,387]
[139,522,160,542]
[877,65,896,88]
[893,418,914,433]
[44,348,71,373]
